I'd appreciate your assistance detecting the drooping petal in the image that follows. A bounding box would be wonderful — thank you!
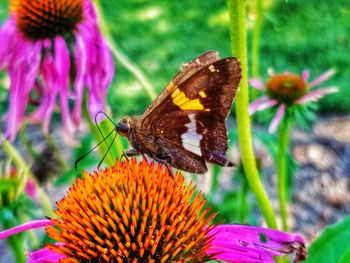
[0,219,52,240]
[72,33,87,125]
[249,79,265,91]
[53,36,75,138]
[309,69,336,88]
[71,0,101,125]
[29,48,58,133]
[4,39,41,141]
[249,97,278,115]
[0,19,17,69]
[295,87,338,104]
[268,104,286,133]
[82,0,98,21]
[207,225,307,263]
[79,18,114,120]
[301,70,309,83]
[27,244,65,263]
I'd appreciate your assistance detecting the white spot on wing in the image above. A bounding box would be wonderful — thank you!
[181,114,203,156]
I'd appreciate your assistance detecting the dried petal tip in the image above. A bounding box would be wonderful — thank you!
[46,159,215,262]
[12,0,83,40]
[267,73,307,105]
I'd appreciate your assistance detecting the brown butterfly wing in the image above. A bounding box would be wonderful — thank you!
[142,51,220,119]
[148,57,241,171]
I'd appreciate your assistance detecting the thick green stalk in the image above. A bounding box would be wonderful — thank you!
[6,234,25,263]
[251,0,263,81]
[277,117,291,231]
[227,0,278,229]
[93,0,156,100]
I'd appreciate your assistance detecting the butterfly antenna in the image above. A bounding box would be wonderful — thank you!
[97,131,118,170]
[74,128,116,171]
[95,111,118,127]
[94,111,117,147]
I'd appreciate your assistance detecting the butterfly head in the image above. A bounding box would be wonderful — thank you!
[116,116,131,137]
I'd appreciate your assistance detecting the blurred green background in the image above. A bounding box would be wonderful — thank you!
[103,0,350,117]
[0,0,349,118]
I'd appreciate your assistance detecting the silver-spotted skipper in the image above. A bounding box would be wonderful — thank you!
[115,51,241,174]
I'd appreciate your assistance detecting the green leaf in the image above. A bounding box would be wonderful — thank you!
[305,214,350,263]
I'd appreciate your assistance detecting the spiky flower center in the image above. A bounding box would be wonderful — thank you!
[11,0,83,40]
[266,73,307,105]
[46,159,215,262]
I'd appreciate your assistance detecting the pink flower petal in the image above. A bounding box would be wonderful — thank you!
[309,69,336,88]
[301,70,309,82]
[249,96,269,114]
[4,39,41,141]
[80,22,114,119]
[54,36,76,141]
[268,104,286,133]
[249,79,265,91]
[0,19,17,69]
[27,244,65,263]
[0,219,52,240]
[295,87,338,104]
[25,179,38,200]
[249,98,278,115]
[207,224,306,263]
[29,53,58,133]
[72,33,87,125]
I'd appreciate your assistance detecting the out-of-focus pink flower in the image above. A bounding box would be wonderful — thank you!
[0,159,307,263]
[0,0,114,143]
[249,69,338,133]
[25,179,37,200]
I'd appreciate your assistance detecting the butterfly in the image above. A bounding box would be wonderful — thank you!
[116,51,241,174]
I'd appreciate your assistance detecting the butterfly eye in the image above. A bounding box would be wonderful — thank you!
[116,118,130,135]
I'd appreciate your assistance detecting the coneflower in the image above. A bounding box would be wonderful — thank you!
[0,0,114,142]
[0,159,307,262]
[249,69,337,133]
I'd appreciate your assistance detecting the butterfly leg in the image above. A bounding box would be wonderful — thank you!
[121,148,140,161]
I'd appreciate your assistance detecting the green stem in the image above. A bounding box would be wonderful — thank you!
[227,0,278,229]
[2,140,54,217]
[93,0,156,100]
[251,0,263,79]
[6,233,26,263]
[277,117,291,231]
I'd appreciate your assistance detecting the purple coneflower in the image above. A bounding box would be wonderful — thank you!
[249,69,338,133]
[0,159,307,262]
[0,0,114,142]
